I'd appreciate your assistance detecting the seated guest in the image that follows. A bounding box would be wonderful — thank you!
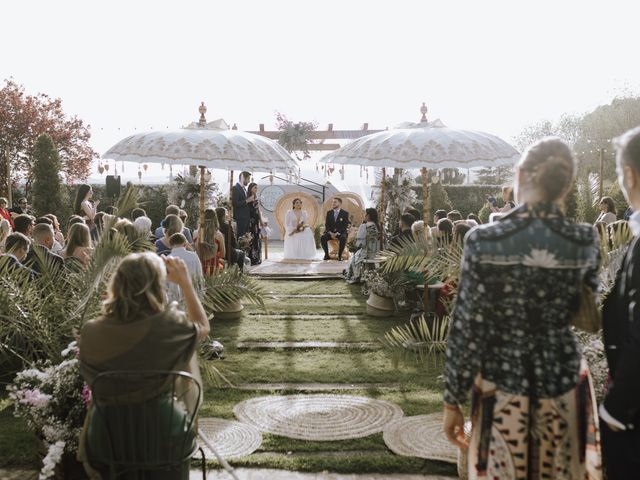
[103,206,118,216]
[114,218,138,245]
[168,233,203,304]
[431,209,448,237]
[390,213,415,248]
[8,197,33,218]
[0,197,14,229]
[63,223,92,269]
[393,207,422,236]
[467,213,482,224]
[13,214,35,238]
[344,208,379,284]
[411,220,432,242]
[156,214,183,256]
[436,217,453,245]
[452,220,472,245]
[24,223,64,275]
[67,215,86,234]
[78,253,209,480]
[133,215,153,237]
[0,232,36,279]
[195,209,225,275]
[215,207,246,271]
[0,219,12,249]
[446,210,463,222]
[34,216,63,253]
[43,214,65,252]
[130,207,147,221]
[179,210,193,244]
[155,205,193,243]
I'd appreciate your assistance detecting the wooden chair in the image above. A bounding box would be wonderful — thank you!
[274,192,321,240]
[321,192,366,260]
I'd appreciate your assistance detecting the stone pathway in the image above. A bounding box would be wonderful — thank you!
[229,383,401,391]
[236,341,379,350]
[198,469,456,480]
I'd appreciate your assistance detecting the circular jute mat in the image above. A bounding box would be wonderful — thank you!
[198,417,262,458]
[383,413,459,463]
[233,394,404,441]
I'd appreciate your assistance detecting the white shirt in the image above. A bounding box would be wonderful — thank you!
[167,247,204,303]
[628,209,640,237]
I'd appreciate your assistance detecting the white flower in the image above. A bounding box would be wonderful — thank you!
[522,248,560,268]
[39,441,65,479]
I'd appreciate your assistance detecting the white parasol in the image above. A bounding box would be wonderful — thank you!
[321,103,520,245]
[103,103,298,261]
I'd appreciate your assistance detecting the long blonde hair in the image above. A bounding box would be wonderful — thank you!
[103,252,167,321]
[65,223,91,258]
[198,208,219,261]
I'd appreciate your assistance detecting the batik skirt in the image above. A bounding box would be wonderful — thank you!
[467,360,602,479]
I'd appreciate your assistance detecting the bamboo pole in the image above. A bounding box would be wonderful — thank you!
[199,166,205,245]
[421,167,429,225]
[228,170,234,263]
[379,167,386,250]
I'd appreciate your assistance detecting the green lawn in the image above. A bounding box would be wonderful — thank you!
[0,277,451,475]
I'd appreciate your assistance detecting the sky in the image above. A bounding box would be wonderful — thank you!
[2,0,639,184]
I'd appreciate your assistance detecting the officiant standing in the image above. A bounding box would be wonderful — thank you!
[321,197,350,261]
[232,171,252,239]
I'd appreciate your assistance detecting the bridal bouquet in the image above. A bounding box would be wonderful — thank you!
[7,341,89,479]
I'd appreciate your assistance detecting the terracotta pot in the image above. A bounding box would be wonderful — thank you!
[213,301,244,320]
[366,292,394,317]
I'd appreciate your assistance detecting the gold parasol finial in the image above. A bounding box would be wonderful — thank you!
[198,102,207,126]
[420,102,428,123]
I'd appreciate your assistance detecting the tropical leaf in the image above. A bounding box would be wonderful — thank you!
[381,314,451,366]
[202,266,266,312]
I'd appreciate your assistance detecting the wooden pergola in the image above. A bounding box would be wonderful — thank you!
[247,123,385,151]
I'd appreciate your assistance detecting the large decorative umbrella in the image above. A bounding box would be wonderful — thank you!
[103,103,298,260]
[321,103,520,247]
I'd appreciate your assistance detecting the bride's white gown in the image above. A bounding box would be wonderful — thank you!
[283,210,317,260]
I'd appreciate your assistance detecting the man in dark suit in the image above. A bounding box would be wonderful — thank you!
[24,223,64,275]
[600,126,640,478]
[0,232,36,280]
[232,171,252,239]
[321,197,350,261]
[390,213,415,248]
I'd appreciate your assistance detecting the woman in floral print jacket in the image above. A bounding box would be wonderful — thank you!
[443,137,602,479]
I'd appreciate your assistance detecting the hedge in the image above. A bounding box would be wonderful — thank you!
[411,185,503,219]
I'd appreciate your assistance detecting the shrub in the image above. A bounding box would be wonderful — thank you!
[31,134,65,218]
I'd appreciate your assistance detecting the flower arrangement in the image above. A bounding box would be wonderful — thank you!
[167,173,220,229]
[238,232,253,250]
[7,341,88,479]
[361,270,394,298]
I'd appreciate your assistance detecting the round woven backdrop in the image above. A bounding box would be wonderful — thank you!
[233,394,404,441]
[198,418,262,458]
[382,413,458,463]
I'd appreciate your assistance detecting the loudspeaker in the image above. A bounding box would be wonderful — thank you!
[105,175,121,198]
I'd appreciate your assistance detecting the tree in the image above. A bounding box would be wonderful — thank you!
[425,179,453,225]
[31,134,65,217]
[474,165,514,185]
[0,79,97,198]
[275,112,317,160]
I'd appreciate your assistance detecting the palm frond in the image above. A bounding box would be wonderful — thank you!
[381,314,451,367]
[202,266,266,312]
[114,183,140,219]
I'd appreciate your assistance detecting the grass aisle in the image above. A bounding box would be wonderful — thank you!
[204,279,456,475]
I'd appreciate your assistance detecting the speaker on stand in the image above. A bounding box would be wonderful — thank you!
[105,175,121,205]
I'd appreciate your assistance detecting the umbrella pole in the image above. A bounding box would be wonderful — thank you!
[421,167,429,225]
[379,167,386,250]
[228,170,234,264]
[199,165,209,271]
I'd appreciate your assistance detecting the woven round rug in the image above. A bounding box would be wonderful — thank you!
[198,417,262,458]
[382,413,458,463]
[233,394,404,440]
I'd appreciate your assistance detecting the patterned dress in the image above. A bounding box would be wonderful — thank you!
[445,202,602,479]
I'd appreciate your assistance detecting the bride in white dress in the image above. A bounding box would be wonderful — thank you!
[283,198,317,260]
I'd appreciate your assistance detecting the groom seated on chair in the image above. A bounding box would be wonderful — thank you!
[321,197,351,261]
